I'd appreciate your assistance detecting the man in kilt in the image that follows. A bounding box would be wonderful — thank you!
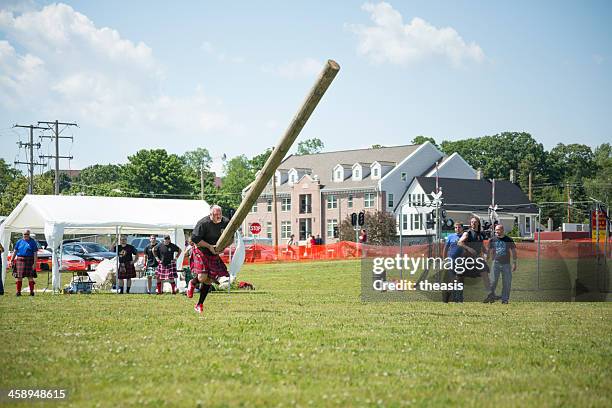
[187,205,230,314]
[153,235,181,295]
[10,230,38,296]
[143,235,159,294]
[111,236,137,294]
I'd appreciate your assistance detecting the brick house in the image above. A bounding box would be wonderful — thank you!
[242,142,477,244]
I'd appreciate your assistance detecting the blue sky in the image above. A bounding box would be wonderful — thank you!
[1,0,610,175]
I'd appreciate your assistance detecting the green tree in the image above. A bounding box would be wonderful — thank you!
[67,164,125,196]
[0,159,22,194]
[217,155,254,210]
[584,143,612,207]
[411,135,439,148]
[338,211,396,245]
[122,149,194,198]
[181,148,212,173]
[249,148,273,173]
[0,173,54,215]
[297,138,324,155]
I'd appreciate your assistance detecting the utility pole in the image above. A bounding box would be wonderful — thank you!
[567,182,571,223]
[528,171,533,201]
[200,162,205,201]
[38,120,77,195]
[14,124,46,194]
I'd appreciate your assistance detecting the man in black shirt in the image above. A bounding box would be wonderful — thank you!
[153,235,181,295]
[143,235,159,294]
[187,205,230,314]
[487,224,517,304]
[111,235,138,294]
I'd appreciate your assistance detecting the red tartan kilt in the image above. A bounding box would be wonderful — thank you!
[156,260,177,280]
[12,256,36,279]
[118,262,136,279]
[191,247,228,280]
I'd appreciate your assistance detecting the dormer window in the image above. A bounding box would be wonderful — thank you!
[355,169,360,178]
[373,168,379,177]
[336,170,342,180]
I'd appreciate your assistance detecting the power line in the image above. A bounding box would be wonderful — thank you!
[13,124,46,194]
[38,120,77,195]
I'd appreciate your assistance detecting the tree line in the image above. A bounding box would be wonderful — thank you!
[1,133,610,229]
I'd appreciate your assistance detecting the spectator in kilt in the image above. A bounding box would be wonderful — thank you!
[187,205,230,314]
[143,235,159,295]
[10,229,38,296]
[153,235,181,295]
[111,236,137,294]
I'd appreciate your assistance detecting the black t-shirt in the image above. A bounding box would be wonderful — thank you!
[192,215,229,255]
[111,244,137,264]
[489,235,516,264]
[156,242,180,266]
[465,230,484,257]
[144,244,158,268]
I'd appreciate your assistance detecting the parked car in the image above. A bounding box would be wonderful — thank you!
[130,236,163,254]
[62,242,116,270]
[60,253,87,272]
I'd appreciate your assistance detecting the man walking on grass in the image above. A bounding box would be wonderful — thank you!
[487,224,517,304]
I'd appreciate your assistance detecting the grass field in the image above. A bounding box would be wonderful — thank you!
[1,259,611,407]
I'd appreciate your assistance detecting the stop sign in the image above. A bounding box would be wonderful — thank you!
[249,222,262,235]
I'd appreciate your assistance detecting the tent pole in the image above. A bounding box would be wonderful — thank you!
[115,226,119,294]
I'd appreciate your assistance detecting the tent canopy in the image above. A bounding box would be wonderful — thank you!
[1,195,210,290]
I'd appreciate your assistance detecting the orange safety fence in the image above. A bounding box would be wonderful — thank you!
[213,239,611,265]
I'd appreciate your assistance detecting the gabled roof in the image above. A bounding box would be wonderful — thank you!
[413,177,538,213]
[251,144,421,193]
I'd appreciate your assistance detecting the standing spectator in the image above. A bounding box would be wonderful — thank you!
[359,229,367,244]
[309,235,316,258]
[286,234,297,259]
[154,235,181,295]
[487,224,517,304]
[143,235,159,295]
[315,234,322,245]
[458,217,493,303]
[11,229,38,296]
[443,222,465,303]
[0,241,5,295]
[111,235,137,294]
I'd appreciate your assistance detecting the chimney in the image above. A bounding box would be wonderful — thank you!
[510,169,516,183]
[476,168,483,180]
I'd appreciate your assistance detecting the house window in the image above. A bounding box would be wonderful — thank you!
[348,195,353,208]
[525,216,531,234]
[266,222,272,239]
[401,172,407,182]
[336,170,342,181]
[364,192,375,208]
[421,194,425,205]
[299,218,312,240]
[373,168,379,177]
[267,199,272,212]
[388,193,394,208]
[408,194,412,207]
[281,197,291,212]
[299,194,312,214]
[251,203,257,213]
[327,219,338,239]
[327,195,338,209]
[354,169,360,178]
[281,221,292,239]
[412,214,422,230]
[402,213,408,230]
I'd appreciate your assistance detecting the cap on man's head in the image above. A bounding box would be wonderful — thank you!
[164,235,171,239]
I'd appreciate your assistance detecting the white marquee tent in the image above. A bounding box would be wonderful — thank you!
[0,195,212,291]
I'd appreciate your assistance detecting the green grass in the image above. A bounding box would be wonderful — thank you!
[1,260,611,407]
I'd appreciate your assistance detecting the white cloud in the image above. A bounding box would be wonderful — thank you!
[348,2,485,67]
[261,58,322,79]
[0,3,231,134]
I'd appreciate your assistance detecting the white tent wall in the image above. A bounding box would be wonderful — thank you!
[1,195,210,291]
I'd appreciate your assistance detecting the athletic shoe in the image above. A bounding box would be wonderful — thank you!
[30,291,35,296]
[483,294,495,303]
[187,281,195,298]
[16,292,21,297]
[194,303,203,314]
[501,300,509,304]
